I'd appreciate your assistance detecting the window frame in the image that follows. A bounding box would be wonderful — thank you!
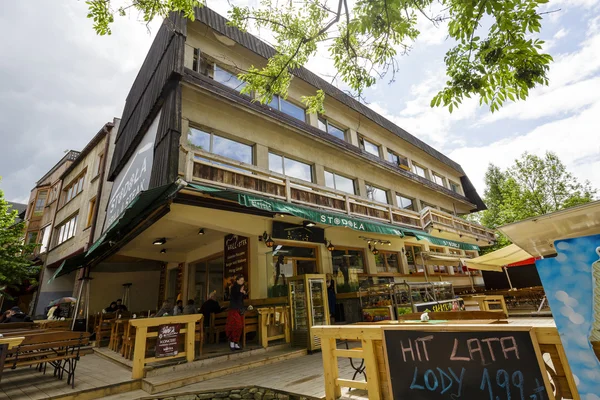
[412,163,428,179]
[387,150,410,169]
[38,224,51,254]
[365,183,390,204]
[405,244,425,274]
[55,213,79,247]
[188,126,255,166]
[94,153,104,177]
[432,172,447,188]
[269,95,306,122]
[395,193,416,211]
[421,201,438,210]
[268,152,314,183]
[324,170,357,195]
[428,246,448,274]
[331,247,365,292]
[86,197,97,228]
[375,250,402,273]
[318,117,346,141]
[33,190,49,217]
[63,171,86,206]
[359,136,381,158]
[449,180,461,194]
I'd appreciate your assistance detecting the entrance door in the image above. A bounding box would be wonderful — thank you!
[192,254,224,305]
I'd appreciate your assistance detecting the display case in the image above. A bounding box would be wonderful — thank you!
[406,281,464,313]
[288,274,330,352]
[359,283,395,322]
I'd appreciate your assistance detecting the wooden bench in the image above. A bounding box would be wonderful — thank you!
[0,322,36,330]
[94,312,116,347]
[242,310,259,348]
[1,331,92,387]
[209,311,229,344]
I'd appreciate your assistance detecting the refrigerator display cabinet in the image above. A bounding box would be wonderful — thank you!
[288,274,330,352]
[358,283,395,322]
[395,281,464,313]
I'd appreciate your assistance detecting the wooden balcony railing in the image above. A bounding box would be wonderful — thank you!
[181,146,495,242]
[421,207,496,242]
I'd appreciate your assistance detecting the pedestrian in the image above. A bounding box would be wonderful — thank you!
[225,274,246,351]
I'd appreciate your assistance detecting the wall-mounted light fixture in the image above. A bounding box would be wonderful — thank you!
[368,243,379,255]
[265,235,274,248]
[198,228,205,235]
[326,241,335,252]
[359,236,391,246]
[304,221,316,228]
[153,238,166,246]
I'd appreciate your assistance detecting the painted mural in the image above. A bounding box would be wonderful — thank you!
[536,234,600,400]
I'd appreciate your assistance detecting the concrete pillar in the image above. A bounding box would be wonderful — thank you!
[357,178,367,198]
[347,129,359,147]
[307,112,319,128]
[314,164,326,186]
[255,144,269,170]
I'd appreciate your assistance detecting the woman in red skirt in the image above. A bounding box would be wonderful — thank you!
[226,274,246,351]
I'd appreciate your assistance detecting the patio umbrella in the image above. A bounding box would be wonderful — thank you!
[49,297,77,306]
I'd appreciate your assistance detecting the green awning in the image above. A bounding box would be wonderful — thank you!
[408,232,480,251]
[49,181,185,282]
[187,183,405,237]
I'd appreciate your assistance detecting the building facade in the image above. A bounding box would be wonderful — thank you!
[61,8,496,319]
[34,121,119,314]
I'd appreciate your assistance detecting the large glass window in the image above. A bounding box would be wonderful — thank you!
[396,194,415,211]
[359,137,380,157]
[375,251,400,273]
[214,65,247,92]
[267,245,318,297]
[63,173,85,205]
[318,117,346,141]
[56,214,78,246]
[449,181,461,194]
[33,190,48,217]
[366,184,389,204]
[26,231,38,245]
[421,201,437,210]
[387,150,409,169]
[331,248,364,293]
[432,172,446,187]
[269,95,306,122]
[405,244,424,273]
[325,171,356,194]
[413,164,427,179]
[188,127,253,165]
[269,152,313,182]
[39,225,51,254]
[429,246,447,274]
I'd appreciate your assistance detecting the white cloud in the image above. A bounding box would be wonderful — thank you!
[554,28,569,40]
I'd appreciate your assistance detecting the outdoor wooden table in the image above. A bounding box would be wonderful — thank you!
[0,336,24,380]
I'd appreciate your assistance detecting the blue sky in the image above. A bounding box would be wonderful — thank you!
[1,0,599,204]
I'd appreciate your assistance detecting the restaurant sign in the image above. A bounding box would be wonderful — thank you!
[223,234,249,301]
[103,110,161,232]
[155,323,180,358]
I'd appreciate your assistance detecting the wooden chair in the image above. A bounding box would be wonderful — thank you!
[209,311,229,344]
[242,310,259,348]
[94,312,116,347]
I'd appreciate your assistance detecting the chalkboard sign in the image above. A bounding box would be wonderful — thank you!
[383,327,550,400]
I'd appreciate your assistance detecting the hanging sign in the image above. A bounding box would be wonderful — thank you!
[223,234,249,301]
[155,323,180,358]
[383,327,551,400]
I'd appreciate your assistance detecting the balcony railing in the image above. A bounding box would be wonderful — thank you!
[180,146,495,243]
[421,207,496,242]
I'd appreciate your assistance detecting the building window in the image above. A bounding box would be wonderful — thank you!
[366,183,389,204]
[421,201,438,210]
[464,250,480,275]
[188,127,254,165]
[325,171,356,195]
[429,246,447,274]
[318,117,346,141]
[26,231,38,245]
[375,251,401,273]
[39,225,51,254]
[56,214,78,246]
[449,248,464,274]
[214,65,247,92]
[396,194,415,211]
[64,173,85,205]
[47,184,59,204]
[331,248,364,293]
[412,163,428,179]
[441,208,454,215]
[33,190,48,217]
[269,153,313,182]
[94,153,104,177]
[387,150,410,170]
[449,181,461,194]
[359,137,380,157]
[432,172,446,187]
[405,244,424,273]
[86,197,97,228]
[269,95,306,122]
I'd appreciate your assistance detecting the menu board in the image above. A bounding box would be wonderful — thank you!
[155,324,180,358]
[223,234,249,301]
[383,328,550,400]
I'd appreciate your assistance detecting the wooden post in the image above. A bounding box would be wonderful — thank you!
[285,177,291,202]
[556,343,580,400]
[186,320,195,363]
[362,338,381,400]
[321,337,340,399]
[131,326,148,379]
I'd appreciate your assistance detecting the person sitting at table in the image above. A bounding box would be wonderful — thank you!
[183,299,197,315]
[3,306,32,323]
[173,299,184,315]
[199,291,223,325]
[116,299,128,311]
[104,301,118,313]
[155,299,174,317]
[0,310,10,323]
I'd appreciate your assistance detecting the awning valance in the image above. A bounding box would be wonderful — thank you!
[465,244,533,272]
[420,252,469,267]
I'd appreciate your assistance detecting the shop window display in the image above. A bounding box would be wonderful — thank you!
[266,245,318,297]
[331,248,365,293]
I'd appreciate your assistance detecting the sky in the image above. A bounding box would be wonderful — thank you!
[1,0,599,206]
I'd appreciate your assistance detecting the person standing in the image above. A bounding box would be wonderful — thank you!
[225,275,246,351]
[326,273,337,323]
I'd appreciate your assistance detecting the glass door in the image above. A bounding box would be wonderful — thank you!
[290,280,308,330]
[308,278,327,326]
